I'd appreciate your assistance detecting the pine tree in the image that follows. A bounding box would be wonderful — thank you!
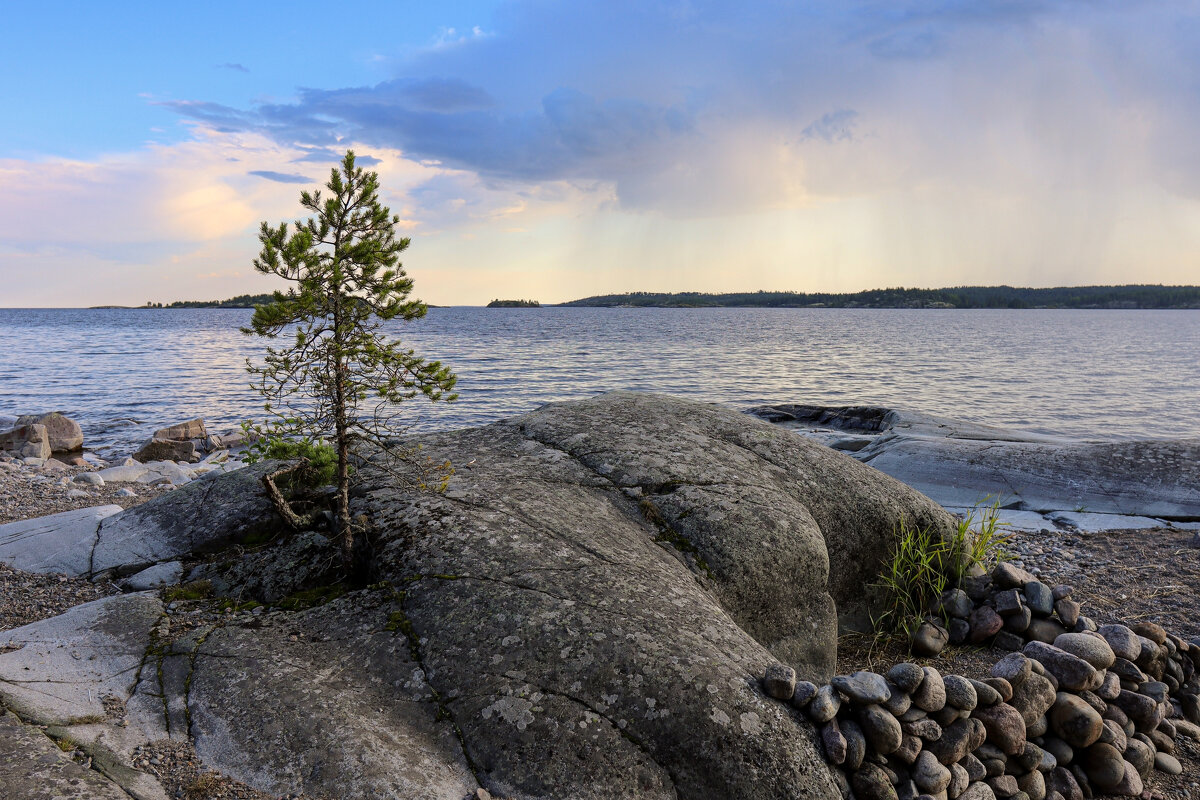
[244,151,457,572]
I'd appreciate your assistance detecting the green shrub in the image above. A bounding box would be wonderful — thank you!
[872,500,1011,635]
[242,421,339,487]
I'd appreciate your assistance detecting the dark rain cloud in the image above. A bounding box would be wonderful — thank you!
[162,1,1200,211]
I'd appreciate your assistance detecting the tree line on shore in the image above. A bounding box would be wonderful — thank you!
[558,285,1200,309]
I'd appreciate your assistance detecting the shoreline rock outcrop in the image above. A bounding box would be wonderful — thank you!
[748,403,1200,529]
[0,392,962,800]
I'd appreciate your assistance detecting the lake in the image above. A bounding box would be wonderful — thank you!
[1,307,1197,458]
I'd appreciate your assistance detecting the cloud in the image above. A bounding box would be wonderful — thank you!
[801,110,860,143]
[290,148,381,166]
[155,1,1200,223]
[248,170,312,184]
[217,62,249,73]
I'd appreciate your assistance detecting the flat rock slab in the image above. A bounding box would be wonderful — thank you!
[0,711,131,800]
[0,593,162,725]
[1047,511,1164,531]
[0,505,122,575]
[749,404,1200,521]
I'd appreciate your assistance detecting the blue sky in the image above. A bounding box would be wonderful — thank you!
[2,1,1198,306]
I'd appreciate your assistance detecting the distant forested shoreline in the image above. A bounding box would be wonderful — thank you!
[558,285,1200,309]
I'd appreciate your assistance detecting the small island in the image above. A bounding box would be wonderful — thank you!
[486,298,541,308]
[149,293,278,309]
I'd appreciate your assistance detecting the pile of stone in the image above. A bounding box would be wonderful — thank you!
[0,412,84,462]
[762,563,1200,799]
[910,563,1100,658]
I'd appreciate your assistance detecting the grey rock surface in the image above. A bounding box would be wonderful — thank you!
[0,710,132,800]
[91,460,285,577]
[186,530,340,603]
[118,560,184,590]
[748,404,1200,523]
[178,592,478,800]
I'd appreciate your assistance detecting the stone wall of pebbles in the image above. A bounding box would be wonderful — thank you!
[761,561,1200,800]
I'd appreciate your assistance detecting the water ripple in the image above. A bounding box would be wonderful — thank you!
[1,307,1198,457]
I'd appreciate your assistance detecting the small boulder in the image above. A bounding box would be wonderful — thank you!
[1048,693,1103,748]
[912,750,952,793]
[859,704,903,754]
[1154,751,1183,775]
[1009,672,1056,726]
[852,763,899,800]
[939,588,974,619]
[912,619,949,657]
[1096,624,1141,662]
[942,675,978,711]
[888,663,926,694]
[833,671,891,705]
[972,702,1026,755]
[1054,598,1081,629]
[808,684,841,722]
[993,562,1037,588]
[1052,633,1115,670]
[1079,742,1124,793]
[762,664,797,700]
[969,606,1004,643]
[913,667,947,712]
[133,437,196,463]
[1026,618,1068,644]
[1023,581,1054,616]
[14,412,83,452]
[73,472,104,487]
[1023,642,1096,691]
[153,418,207,441]
[991,652,1031,686]
[0,424,50,460]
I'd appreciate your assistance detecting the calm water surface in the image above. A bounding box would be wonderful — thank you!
[1,307,1197,457]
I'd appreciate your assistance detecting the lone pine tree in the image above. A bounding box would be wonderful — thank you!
[244,150,457,572]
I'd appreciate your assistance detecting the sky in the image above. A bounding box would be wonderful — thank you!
[1,0,1198,307]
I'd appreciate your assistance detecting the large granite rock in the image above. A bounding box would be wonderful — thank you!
[748,404,1200,521]
[0,393,960,800]
[15,411,84,452]
[355,391,955,798]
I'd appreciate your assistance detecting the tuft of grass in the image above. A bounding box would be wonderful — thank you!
[185,773,222,800]
[163,580,213,602]
[274,582,346,611]
[53,735,78,753]
[872,519,950,635]
[872,500,1011,635]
